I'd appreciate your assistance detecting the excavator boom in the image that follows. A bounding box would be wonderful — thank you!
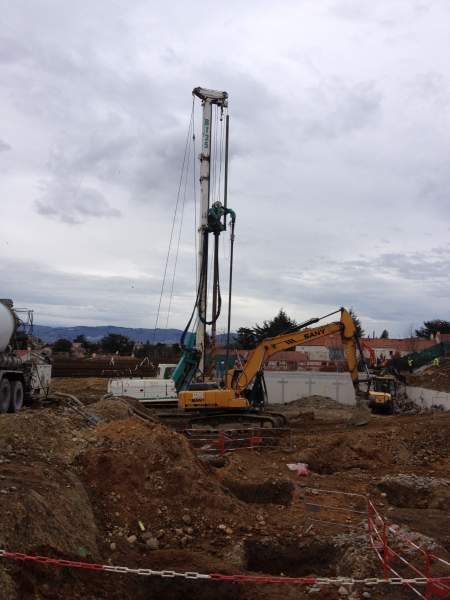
[228,307,359,392]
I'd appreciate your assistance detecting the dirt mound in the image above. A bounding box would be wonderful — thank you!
[0,409,101,600]
[51,377,108,404]
[284,396,346,410]
[280,395,361,426]
[301,432,392,474]
[0,462,99,557]
[79,418,250,555]
[86,397,132,422]
[408,359,450,392]
[0,408,94,465]
[400,418,450,466]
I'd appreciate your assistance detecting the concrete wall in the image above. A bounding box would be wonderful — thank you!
[264,371,356,406]
[406,386,450,411]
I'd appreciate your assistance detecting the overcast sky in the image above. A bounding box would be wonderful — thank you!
[1,0,450,337]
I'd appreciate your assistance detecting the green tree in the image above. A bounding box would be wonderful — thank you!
[349,308,365,338]
[86,341,100,354]
[72,334,99,354]
[416,320,450,339]
[52,338,72,353]
[380,329,389,339]
[236,327,257,349]
[236,309,298,349]
[253,309,298,342]
[100,333,133,355]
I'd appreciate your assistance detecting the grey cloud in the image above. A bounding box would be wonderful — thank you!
[0,139,11,152]
[299,80,382,141]
[408,72,449,105]
[0,256,196,328]
[419,173,450,215]
[0,36,29,64]
[1,0,450,337]
[231,246,450,335]
[330,1,373,21]
[35,183,121,224]
[330,1,433,27]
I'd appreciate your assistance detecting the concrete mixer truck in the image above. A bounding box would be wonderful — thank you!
[0,299,51,413]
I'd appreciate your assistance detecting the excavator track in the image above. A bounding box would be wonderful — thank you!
[152,409,287,429]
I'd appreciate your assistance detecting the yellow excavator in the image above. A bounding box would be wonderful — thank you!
[368,374,400,414]
[177,307,361,426]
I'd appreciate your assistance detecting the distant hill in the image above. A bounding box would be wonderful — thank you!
[33,325,235,345]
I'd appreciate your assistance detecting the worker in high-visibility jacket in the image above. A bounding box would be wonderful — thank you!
[407,358,414,373]
[433,356,440,367]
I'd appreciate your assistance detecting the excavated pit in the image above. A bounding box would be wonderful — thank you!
[223,478,294,505]
[244,537,338,577]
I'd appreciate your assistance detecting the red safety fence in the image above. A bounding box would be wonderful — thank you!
[368,499,450,599]
[181,427,291,456]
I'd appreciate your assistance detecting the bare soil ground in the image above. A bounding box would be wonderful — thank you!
[1,378,449,600]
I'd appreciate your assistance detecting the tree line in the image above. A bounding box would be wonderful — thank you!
[51,314,450,356]
[52,334,181,360]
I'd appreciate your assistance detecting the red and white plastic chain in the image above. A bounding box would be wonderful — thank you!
[1,548,450,587]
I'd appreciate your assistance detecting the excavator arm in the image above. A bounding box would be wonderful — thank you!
[229,307,359,393]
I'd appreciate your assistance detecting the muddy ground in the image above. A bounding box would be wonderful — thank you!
[0,380,449,600]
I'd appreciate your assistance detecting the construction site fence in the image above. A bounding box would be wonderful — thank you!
[181,427,291,456]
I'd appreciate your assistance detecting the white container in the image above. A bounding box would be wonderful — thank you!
[0,302,15,353]
[108,377,178,404]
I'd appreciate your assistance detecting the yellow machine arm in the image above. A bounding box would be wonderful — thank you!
[228,307,359,392]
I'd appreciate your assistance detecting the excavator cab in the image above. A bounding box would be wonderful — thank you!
[368,375,397,414]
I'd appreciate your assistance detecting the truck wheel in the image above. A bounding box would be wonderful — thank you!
[9,381,24,413]
[0,379,11,414]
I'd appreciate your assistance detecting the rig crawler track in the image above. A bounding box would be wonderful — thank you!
[153,409,287,429]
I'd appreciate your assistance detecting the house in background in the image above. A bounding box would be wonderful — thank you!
[295,333,344,363]
[265,350,308,370]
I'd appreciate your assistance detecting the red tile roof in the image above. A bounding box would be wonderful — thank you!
[361,338,434,352]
